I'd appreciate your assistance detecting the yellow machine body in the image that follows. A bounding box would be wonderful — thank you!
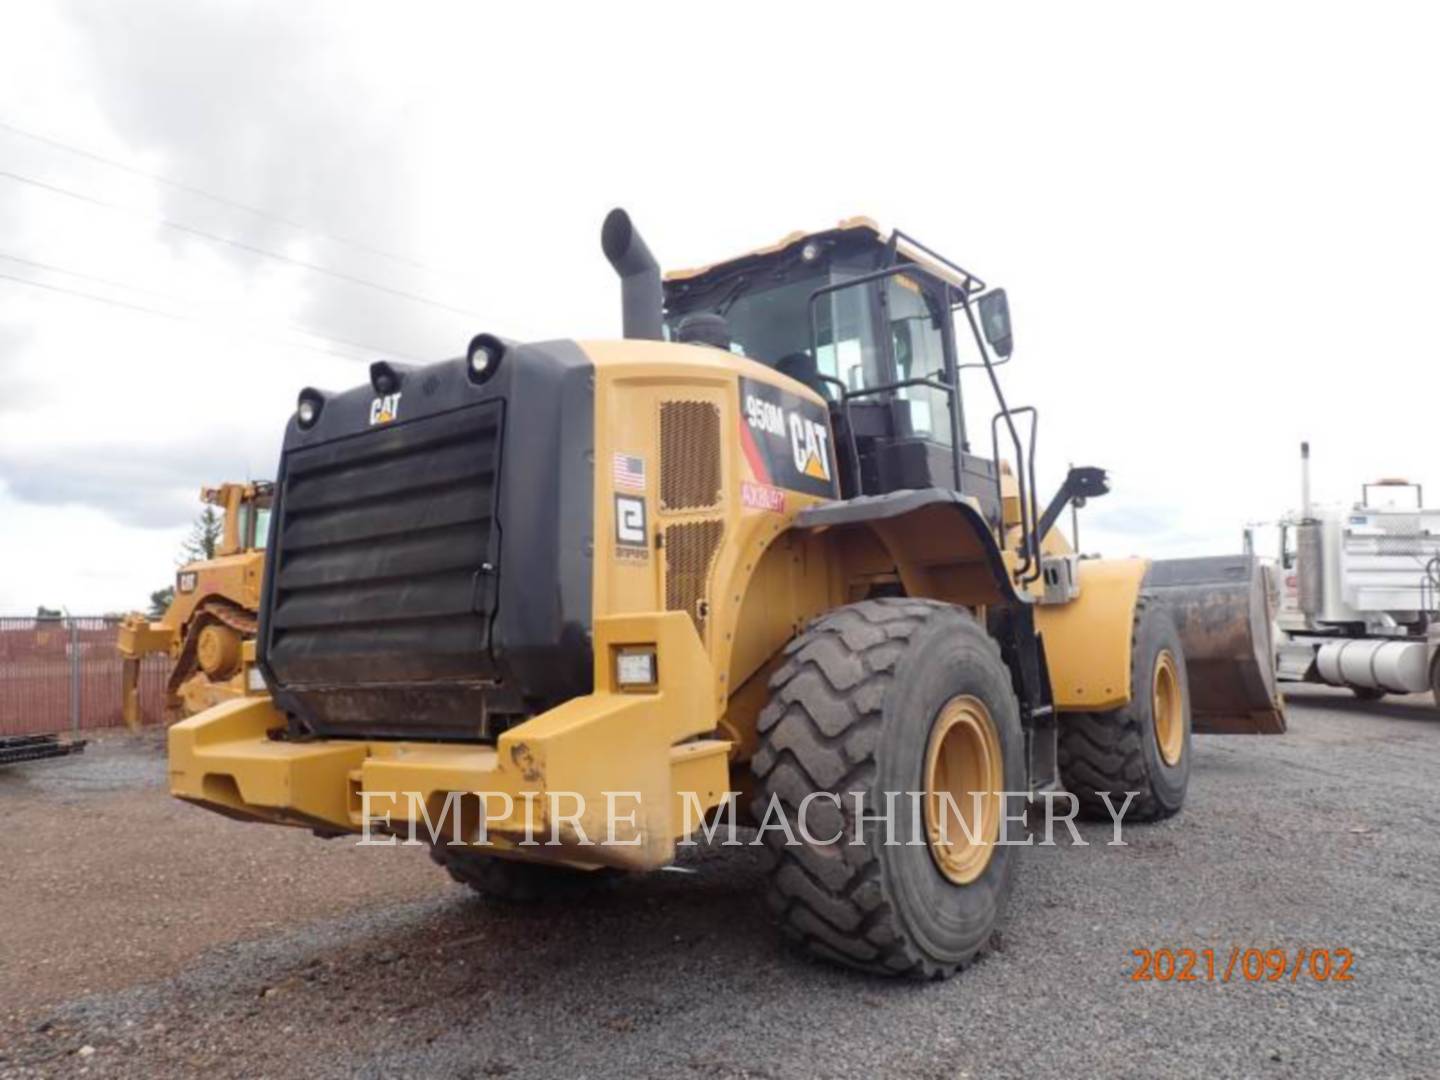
[119,482,270,728]
[169,210,1283,891]
[170,343,1155,868]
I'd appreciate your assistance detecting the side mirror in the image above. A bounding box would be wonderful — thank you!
[977,289,1013,359]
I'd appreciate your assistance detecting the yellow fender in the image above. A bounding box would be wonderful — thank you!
[1033,559,1149,713]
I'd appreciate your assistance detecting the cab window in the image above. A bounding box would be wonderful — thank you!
[814,283,884,394]
[252,506,272,551]
[666,266,889,398]
[885,275,950,444]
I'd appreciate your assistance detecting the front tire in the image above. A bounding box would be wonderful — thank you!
[1058,598,1191,822]
[752,598,1024,979]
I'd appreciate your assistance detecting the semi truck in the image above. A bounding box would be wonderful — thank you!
[1257,443,1440,706]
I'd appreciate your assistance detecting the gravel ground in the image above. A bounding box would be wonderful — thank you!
[1,687,1437,1079]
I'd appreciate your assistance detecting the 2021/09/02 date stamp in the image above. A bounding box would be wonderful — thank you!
[1129,947,1355,983]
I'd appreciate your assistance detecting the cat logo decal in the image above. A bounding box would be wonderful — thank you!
[368,392,402,425]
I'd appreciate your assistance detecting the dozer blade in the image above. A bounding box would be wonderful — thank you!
[1146,554,1286,735]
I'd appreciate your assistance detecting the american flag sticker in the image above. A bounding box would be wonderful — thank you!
[612,453,647,491]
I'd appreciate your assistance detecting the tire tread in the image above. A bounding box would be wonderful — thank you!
[753,597,1005,979]
[1057,596,1181,822]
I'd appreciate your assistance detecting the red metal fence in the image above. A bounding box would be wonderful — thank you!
[0,616,170,736]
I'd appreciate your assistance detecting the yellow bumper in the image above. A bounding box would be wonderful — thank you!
[168,613,732,871]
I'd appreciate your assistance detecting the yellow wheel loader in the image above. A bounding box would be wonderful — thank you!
[118,482,271,727]
[168,212,1282,977]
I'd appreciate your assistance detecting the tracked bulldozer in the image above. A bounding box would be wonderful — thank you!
[168,211,1280,977]
[118,482,270,727]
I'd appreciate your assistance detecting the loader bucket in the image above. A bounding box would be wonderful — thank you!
[1145,554,1286,735]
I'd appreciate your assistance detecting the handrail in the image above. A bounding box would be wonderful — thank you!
[1018,408,1043,585]
[807,262,965,496]
[803,243,1038,584]
[991,406,1041,582]
[959,291,1040,581]
[891,229,987,295]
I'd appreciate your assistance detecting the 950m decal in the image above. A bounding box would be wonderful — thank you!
[738,377,836,499]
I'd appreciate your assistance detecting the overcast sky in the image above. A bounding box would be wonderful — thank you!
[1,1,1437,614]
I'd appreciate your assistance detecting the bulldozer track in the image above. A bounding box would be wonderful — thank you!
[0,733,87,767]
[166,599,258,697]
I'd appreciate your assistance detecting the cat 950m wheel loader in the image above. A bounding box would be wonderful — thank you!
[169,210,1283,977]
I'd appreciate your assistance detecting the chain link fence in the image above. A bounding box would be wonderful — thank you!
[0,616,170,736]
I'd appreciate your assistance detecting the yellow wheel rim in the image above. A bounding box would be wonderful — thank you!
[1152,649,1183,766]
[923,695,1003,885]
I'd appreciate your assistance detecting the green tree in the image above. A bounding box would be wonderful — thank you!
[147,587,175,619]
[181,505,224,563]
[35,605,63,620]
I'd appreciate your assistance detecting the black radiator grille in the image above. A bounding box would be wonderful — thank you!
[265,401,503,731]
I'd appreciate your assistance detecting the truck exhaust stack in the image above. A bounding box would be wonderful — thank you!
[1301,441,1313,520]
[601,208,664,341]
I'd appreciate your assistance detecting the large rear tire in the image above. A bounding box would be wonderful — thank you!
[752,598,1024,979]
[429,846,613,903]
[1058,598,1191,822]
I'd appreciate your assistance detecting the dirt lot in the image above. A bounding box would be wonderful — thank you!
[2,687,1437,1078]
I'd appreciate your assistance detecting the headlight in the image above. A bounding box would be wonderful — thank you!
[369,360,402,396]
[466,334,506,384]
[614,647,658,689]
[296,388,324,429]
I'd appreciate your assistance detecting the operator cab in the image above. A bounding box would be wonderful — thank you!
[662,218,1009,520]
[201,481,275,557]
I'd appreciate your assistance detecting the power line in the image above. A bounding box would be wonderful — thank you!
[0,269,391,363]
[0,167,486,320]
[0,249,420,362]
[0,117,476,282]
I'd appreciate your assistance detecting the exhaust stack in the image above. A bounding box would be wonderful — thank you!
[601,208,664,341]
[1300,441,1313,520]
